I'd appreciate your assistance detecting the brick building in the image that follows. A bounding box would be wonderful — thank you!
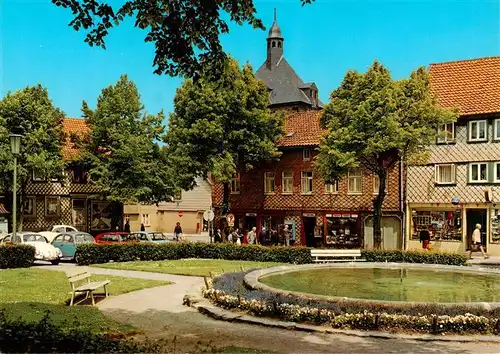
[213,14,403,248]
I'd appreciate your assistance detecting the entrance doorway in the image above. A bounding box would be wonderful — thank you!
[466,209,487,250]
[245,215,257,232]
[302,216,316,247]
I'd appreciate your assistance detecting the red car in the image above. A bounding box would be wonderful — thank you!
[94,232,138,245]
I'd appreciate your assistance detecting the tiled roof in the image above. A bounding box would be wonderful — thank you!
[62,118,89,160]
[429,57,500,116]
[277,110,324,147]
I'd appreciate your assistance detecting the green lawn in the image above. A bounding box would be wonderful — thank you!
[0,268,170,333]
[92,259,285,276]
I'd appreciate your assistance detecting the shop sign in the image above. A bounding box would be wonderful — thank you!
[226,213,235,226]
[246,213,257,217]
[178,211,183,217]
[327,213,342,218]
[351,214,358,218]
[303,213,315,217]
[342,213,351,218]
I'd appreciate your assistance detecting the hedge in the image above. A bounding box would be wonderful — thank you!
[76,243,469,266]
[0,244,35,269]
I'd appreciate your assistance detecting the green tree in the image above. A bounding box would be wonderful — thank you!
[316,61,458,249]
[166,58,284,213]
[77,75,176,204]
[0,85,65,231]
[52,0,314,77]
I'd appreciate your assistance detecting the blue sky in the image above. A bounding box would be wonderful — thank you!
[1,0,499,120]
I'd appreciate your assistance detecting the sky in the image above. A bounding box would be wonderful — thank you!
[1,0,499,120]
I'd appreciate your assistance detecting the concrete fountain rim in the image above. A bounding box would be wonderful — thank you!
[243,262,500,310]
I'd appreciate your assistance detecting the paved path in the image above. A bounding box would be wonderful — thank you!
[41,264,500,353]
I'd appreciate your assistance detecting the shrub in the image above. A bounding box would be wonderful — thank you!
[0,244,35,269]
[76,243,313,265]
[361,249,468,266]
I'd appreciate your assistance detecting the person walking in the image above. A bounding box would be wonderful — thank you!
[283,225,291,246]
[247,227,257,245]
[214,229,222,243]
[140,223,146,232]
[124,220,131,233]
[419,226,431,250]
[258,227,267,246]
[174,222,183,242]
[469,224,489,259]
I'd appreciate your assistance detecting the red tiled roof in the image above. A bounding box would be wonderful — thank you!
[429,57,500,116]
[62,118,89,160]
[277,110,324,147]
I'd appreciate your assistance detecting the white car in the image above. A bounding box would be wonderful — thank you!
[1,232,62,265]
[39,225,78,243]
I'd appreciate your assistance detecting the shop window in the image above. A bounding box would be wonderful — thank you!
[437,123,455,143]
[434,164,455,185]
[491,209,500,243]
[141,214,150,226]
[22,197,36,218]
[301,171,313,194]
[324,181,338,194]
[348,168,362,194]
[410,210,462,241]
[264,172,275,194]
[494,119,500,140]
[230,173,240,194]
[282,171,293,194]
[468,120,487,142]
[495,162,500,183]
[302,149,311,161]
[325,214,360,248]
[373,174,389,194]
[469,162,488,183]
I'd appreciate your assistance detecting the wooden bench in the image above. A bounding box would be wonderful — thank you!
[311,249,364,263]
[68,271,111,306]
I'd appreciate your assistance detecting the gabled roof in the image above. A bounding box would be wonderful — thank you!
[256,58,323,108]
[277,110,324,147]
[429,56,500,116]
[62,118,89,160]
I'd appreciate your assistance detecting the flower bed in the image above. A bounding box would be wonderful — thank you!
[202,272,500,335]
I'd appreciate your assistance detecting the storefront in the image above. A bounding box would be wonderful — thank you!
[489,207,500,255]
[323,213,361,249]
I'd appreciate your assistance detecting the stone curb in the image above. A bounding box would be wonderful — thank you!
[190,298,500,343]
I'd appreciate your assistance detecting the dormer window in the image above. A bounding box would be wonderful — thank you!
[303,149,311,161]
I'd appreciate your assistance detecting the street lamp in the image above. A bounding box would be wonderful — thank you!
[10,134,22,241]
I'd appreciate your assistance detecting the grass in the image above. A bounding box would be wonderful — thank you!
[92,259,285,276]
[0,268,170,333]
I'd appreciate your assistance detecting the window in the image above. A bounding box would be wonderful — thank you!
[33,170,45,182]
[373,174,389,193]
[22,197,36,217]
[141,214,150,226]
[437,123,455,143]
[282,171,293,194]
[264,172,275,194]
[72,166,88,184]
[174,190,182,201]
[495,162,500,183]
[230,173,240,194]
[468,120,487,142]
[434,165,455,185]
[469,162,488,183]
[302,149,311,161]
[494,119,500,140]
[324,181,338,194]
[348,168,362,194]
[301,171,313,194]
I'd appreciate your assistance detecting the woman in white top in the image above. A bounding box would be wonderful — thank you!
[468,224,489,259]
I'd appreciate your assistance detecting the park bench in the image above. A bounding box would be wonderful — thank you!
[68,270,110,306]
[311,249,364,263]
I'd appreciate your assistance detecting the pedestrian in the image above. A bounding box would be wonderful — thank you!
[174,222,183,242]
[283,225,291,246]
[232,228,241,245]
[271,228,279,246]
[247,227,257,245]
[258,227,266,246]
[469,224,489,259]
[124,220,131,233]
[215,229,222,243]
[242,230,248,244]
[140,223,146,232]
[419,225,431,250]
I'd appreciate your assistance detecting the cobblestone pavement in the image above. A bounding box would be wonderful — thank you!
[41,264,500,353]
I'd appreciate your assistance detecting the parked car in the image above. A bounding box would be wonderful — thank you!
[51,232,95,261]
[1,232,62,265]
[129,231,172,243]
[39,225,79,243]
[94,232,138,245]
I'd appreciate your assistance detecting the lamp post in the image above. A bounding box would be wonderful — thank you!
[10,134,22,241]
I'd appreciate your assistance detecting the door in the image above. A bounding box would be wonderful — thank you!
[466,209,487,250]
[245,216,257,232]
[72,199,86,232]
[302,217,316,247]
[364,216,402,250]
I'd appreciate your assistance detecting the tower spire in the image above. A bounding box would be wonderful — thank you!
[274,8,277,22]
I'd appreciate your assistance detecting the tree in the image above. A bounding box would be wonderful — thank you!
[52,0,314,78]
[0,86,65,231]
[165,58,284,213]
[316,61,458,249]
[76,75,176,205]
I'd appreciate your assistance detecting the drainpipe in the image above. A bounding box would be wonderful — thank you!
[400,159,406,250]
